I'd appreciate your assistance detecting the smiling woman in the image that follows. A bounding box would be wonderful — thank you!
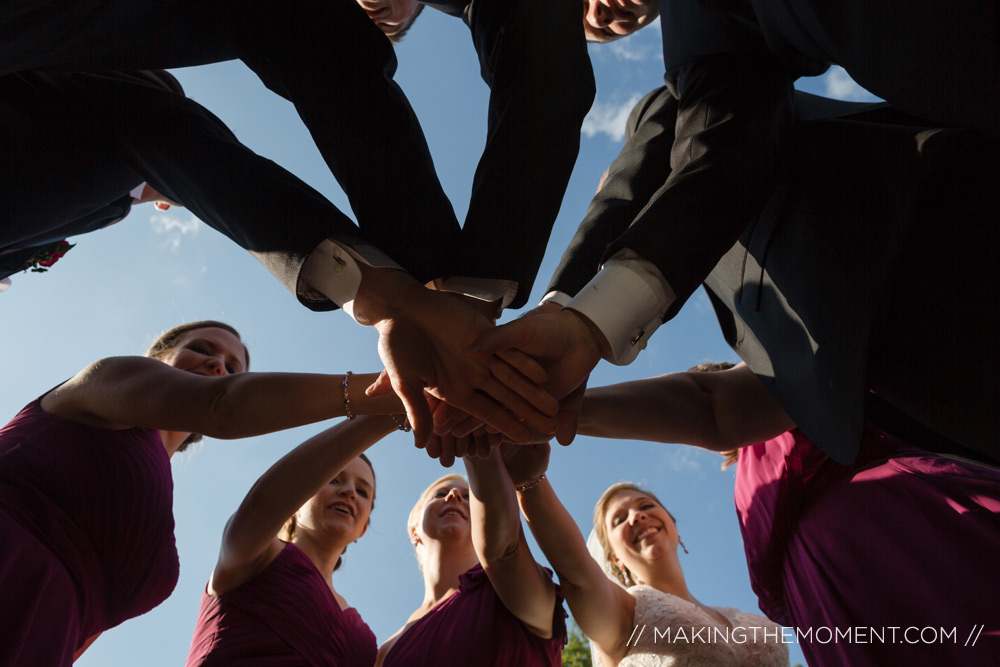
[0,320,403,667]
[186,417,395,666]
[508,445,789,667]
[376,461,565,667]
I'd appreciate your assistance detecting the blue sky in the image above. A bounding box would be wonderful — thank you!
[1,12,879,666]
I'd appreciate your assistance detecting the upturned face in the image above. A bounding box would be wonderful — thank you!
[414,479,471,546]
[604,489,678,579]
[159,327,247,376]
[295,457,375,545]
[356,0,421,36]
[583,0,660,42]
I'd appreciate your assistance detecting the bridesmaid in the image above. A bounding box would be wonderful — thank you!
[186,415,398,665]
[376,445,565,666]
[0,320,400,666]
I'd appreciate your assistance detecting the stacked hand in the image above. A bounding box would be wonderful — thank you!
[359,268,560,449]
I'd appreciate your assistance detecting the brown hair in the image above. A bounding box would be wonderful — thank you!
[685,362,740,468]
[385,4,424,43]
[280,453,376,572]
[145,320,250,452]
[593,482,676,587]
[407,473,468,572]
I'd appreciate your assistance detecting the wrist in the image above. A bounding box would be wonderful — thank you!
[515,473,546,493]
[353,266,423,327]
[561,308,611,359]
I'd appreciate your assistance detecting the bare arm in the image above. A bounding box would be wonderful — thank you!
[463,448,557,638]
[515,468,634,663]
[42,356,400,437]
[578,363,795,450]
[211,415,396,594]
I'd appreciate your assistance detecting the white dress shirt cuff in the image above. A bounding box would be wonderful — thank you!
[300,238,404,321]
[432,277,518,315]
[565,255,675,365]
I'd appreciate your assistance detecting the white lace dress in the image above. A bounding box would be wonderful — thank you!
[603,585,789,667]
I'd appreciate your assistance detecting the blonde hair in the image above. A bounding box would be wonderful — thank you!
[593,482,675,587]
[407,473,468,572]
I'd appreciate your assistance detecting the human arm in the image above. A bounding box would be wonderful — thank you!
[41,358,399,437]
[578,363,795,450]
[355,264,558,448]
[463,446,557,638]
[505,444,635,663]
[210,415,397,594]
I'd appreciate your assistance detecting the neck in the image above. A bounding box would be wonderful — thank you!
[292,531,348,589]
[158,429,189,458]
[633,553,695,603]
[418,539,479,609]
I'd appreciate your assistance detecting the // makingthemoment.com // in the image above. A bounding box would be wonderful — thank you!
[625,624,985,647]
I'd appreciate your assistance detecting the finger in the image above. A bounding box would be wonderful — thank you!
[391,377,433,449]
[425,434,443,460]
[455,391,535,444]
[450,414,486,438]
[555,379,588,446]
[365,370,395,397]
[452,434,469,460]
[435,433,456,468]
[470,320,535,356]
[487,356,559,416]
[480,375,558,437]
[432,400,468,435]
[496,348,547,384]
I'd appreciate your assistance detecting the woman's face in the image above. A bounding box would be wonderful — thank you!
[159,327,247,376]
[583,0,660,42]
[604,489,677,578]
[356,0,420,35]
[296,457,375,545]
[414,479,471,546]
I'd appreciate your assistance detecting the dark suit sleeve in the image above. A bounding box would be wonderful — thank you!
[546,87,679,298]
[606,51,795,319]
[452,0,595,308]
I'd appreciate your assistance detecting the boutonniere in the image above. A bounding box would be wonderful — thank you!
[22,240,76,273]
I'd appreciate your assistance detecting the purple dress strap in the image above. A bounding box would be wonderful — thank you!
[382,564,566,667]
[186,542,377,667]
[735,427,1000,666]
[0,398,178,666]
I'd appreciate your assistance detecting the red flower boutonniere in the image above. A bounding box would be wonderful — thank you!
[22,240,76,273]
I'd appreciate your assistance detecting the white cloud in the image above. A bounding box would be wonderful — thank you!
[149,214,200,252]
[606,17,661,62]
[823,66,876,102]
[582,93,643,142]
[660,446,705,475]
[150,214,200,236]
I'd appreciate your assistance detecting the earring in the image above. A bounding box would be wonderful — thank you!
[679,537,689,555]
[622,567,633,587]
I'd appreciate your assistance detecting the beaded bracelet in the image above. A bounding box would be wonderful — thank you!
[515,474,546,493]
[391,414,411,432]
[342,371,355,420]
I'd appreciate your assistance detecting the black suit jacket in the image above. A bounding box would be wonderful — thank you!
[549,87,1000,464]
[0,69,364,303]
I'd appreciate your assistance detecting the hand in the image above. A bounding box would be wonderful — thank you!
[135,183,181,211]
[362,277,558,448]
[471,308,605,444]
[499,441,551,488]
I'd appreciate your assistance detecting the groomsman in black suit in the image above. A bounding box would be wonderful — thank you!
[472,0,999,460]
[1,0,594,445]
[546,86,1000,462]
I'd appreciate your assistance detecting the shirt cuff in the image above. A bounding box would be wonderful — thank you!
[299,238,408,322]
[540,291,572,307]
[432,277,518,314]
[565,254,675,365]
[129,183,146,201]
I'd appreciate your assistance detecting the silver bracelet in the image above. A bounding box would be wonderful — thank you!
[391,414,411,432]
[342,371,355,420]
[515,474,546,493]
